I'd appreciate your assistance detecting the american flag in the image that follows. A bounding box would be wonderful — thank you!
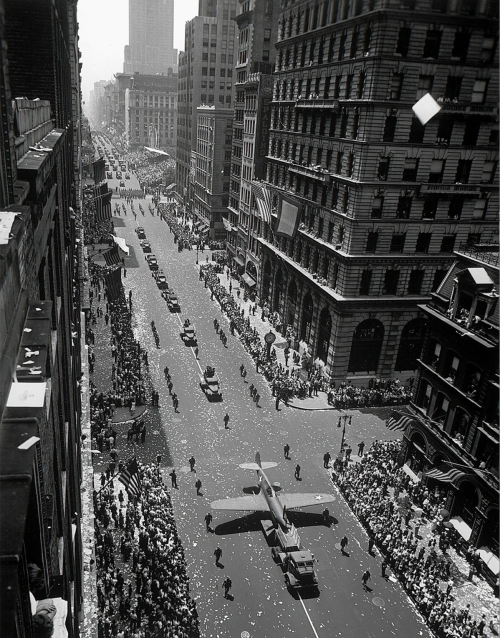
[103,245,121,267]
[94,191,112,223]
[105,267,122,301]
[251,182,272,225]
[118,458,142,498]
[386,412,414,432]
[424,464,466,484]
[92,157,105,184]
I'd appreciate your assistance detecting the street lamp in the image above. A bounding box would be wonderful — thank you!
[337,414,353,456]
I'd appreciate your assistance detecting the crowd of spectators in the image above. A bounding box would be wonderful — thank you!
[336,440,490,638]
[94,465,198,638]
[159,204,200,251]
[200,264,414,407]
[122,149,176,193]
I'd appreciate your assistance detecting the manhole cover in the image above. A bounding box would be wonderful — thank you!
[372,597,385,607]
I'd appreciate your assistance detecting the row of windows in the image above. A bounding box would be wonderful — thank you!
[201,67,233,78]
[371,194,489,222]
[364,231,480,254]
[276,23,495,72]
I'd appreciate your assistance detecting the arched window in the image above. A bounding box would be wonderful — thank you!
[408,432,427,474]
[274,268,285,314]
[348,319,384,373]
[395,318,426,371]
[300,293,314,342]
[317,308,332,364]
[262,260,272,302]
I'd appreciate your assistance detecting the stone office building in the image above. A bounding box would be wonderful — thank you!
[260,0,498,382]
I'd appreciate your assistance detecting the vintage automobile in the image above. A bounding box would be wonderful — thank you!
[146,255,159,271]
[199,366,222,401]
[125,173,131,179]
[156,271,168,290]
[181,319,196,344]
[106,171,113,179]
[119,180,126,188]
[141,240,152,253]
[167,293,181,312]
[136,227,146,239]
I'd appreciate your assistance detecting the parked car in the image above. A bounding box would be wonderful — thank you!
[167,291,180,312]
[156,271,168,290]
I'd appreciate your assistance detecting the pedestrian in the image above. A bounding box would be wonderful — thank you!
[156,454,162,468]
[223,413,230,429]
[240,364,245,376]
[345,446,352,462]
[189,456,196,472]
[284,444,290,459]
[204,512,213,532]
[242,368,247,382]
[195,478,202,495]
[358,441,365,457]
[294,464,301,480]
[381,559,388,578]
[368,535,375,554]
[322,508,330,526]
[275,395,280,410]
[255,393,260,406]
[214,547,222,565]
[170,469,178,489]
[340,535,348,555]
[477,615,486,635]
[164,366,169,379]
[222,576,232,598]
[105,313,109,326]
[323,451,331,468]
[167,380,173,394]
[361,568,371,589]
[194,346,199,359]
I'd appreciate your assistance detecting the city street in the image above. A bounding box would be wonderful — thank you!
[101,191,433,638]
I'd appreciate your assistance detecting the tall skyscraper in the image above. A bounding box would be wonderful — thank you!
[176,0,238,210]
[124,0,177,75]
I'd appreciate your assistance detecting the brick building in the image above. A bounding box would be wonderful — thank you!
[225,0,280,288]
[176,0,238,210]
[192,106,233,239]
[258,0,498,382]
[403,243,498,581]
[0,1,85,635]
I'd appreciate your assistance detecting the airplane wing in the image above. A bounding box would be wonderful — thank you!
[211,493,268,512]
[279,493,336,509]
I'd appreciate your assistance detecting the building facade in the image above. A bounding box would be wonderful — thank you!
[176,0,238,210]
[0,0,85,636]
[124,72,178,151]
[226,0,280,289]
[123,0,177,75]
[404,244,498,580]
[258,0,498,383]
[192,106,233,239]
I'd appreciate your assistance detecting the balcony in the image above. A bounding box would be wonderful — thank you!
[455,243,499,266]
[295,97,339,110]
[419,183,481,196]
[288,163,331,182]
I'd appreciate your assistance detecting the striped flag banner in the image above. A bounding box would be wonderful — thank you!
[118,458,142,498]
[103,245,121,266]
[93,157,105,184]
[251,182,272,225]
[94,192,112,223]
[386,412,414,432]
[105,267,122,301]
[424,464,466,484]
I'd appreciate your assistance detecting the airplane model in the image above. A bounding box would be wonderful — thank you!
[210,452,336,531]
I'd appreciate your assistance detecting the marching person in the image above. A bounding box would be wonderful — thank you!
[204,512,213,532]
[223,413,230,429]
[222,576,232,598]
[195,478,202,495]
[189,456,196,472]
[214,547,222,566]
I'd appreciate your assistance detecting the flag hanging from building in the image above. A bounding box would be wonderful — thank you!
[386,412,415,432]
[424,464,466,485]
[105,267,122,301]
[94,192,112,223]
[222,216,233,232]
[276,193,301,239]
[92,156,105,184]
[251,182,272,225]
[103,245,121,267]
[118,458,142,498]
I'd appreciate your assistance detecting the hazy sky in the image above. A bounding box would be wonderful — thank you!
[78,0,198,104]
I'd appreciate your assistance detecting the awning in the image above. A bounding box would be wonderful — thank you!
[477,546,499,575]
[402,462,421,483]
[242,273,256,288]
[113,236,129,256]
[449,515,472,541]
[234,255,245,267]
[424,464,466,484]
[165,183,176,190]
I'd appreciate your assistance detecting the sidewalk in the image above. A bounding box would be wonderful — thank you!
[208,266,335,410]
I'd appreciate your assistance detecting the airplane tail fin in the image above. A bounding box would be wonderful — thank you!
[239,451,278,471]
